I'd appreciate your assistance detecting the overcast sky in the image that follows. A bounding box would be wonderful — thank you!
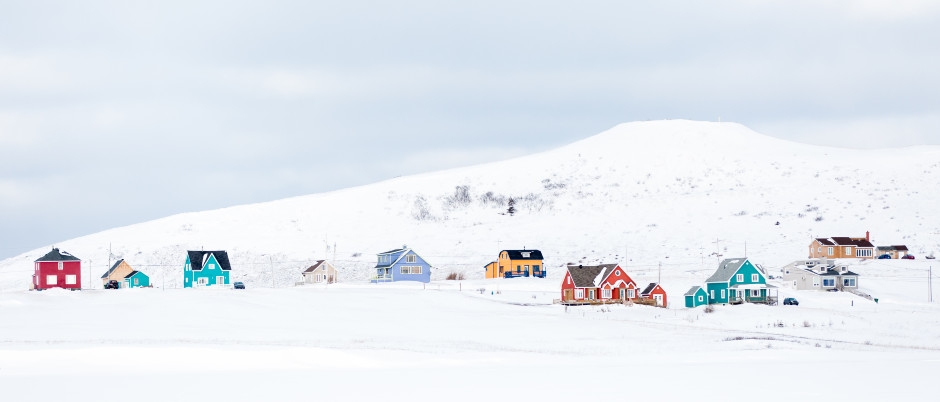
[2,0,939,259]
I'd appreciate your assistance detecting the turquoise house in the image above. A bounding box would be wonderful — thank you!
[184,250,232,288]
[123,270,150,288]
[703,258,775,305]
[684,286,708,308]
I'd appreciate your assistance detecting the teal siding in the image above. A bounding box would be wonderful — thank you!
[705,282,729,304]
[125,271,150,288]
[727,260,767,287]
[184,254,230,288]
[685,288,708,307]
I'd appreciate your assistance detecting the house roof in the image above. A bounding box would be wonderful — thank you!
[378,248,406,255]
[830,237,875,248]
[640,282,660,296]
[684,286,702,296]
[101,259,125,279]
[303,260,327,273]
[893,245,909,251]
[566,264,614,288]
[35,248,80,262]
[124,270,139,279]
[187,250,232,271]
[502,249,544,260]
[815,238,835,246]
[705,258,749,283]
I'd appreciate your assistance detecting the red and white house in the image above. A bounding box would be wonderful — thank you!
[560,264,639,303]
[33,248,82,290]
[640,282,668,307]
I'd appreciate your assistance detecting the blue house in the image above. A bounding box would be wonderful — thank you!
[183,250,232,288]
[123,270,150,288]
[372,247,432,283]
[684,258,777,307]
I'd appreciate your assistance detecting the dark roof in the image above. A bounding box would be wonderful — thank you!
[35,248,81,262]
[124,270,139,279]
[101,259,125,278]
[303,260,326,273]
[893,245,909,251]
[815,238,834,246]
[641,282,659,296]
[566,264,616,288]
[830,237,874,248]
[187,250,231,271]
[378,248,406,255]
[502,250,544,260]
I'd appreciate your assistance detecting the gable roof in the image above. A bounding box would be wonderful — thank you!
[566,264,614,288]
[101,259,126,278]
[187,250,232,271]
[830,237,874,248]
[375,248,430,269]
[124,270,140,279]
[35,248,81,262]
[705,258,750,283]
[814,238,835,246]
[641,282,660,296]
[502,250,544,260]
[303,260,326,273]
[684,286,703,296]
[378,248,407,255]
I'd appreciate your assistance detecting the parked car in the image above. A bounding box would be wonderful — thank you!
[233,281,245,289]
[104,280,120,289]
[926,255,936,260]
[902,254,915,260]
[877,254,892,259]
[783,297,799,306]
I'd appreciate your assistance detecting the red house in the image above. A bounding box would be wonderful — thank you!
[33,248,82,290]
[640,282,668,307]
[560,264,639,303]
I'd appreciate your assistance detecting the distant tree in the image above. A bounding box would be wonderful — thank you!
[507,197,516,216]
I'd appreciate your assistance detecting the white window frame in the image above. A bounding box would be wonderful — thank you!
[844,246,851,254]
[750,289,760,297]
[216,276,225,285]
[751,274,759,282]
[697,295,704,302]
[736,274,744,282]
[406,254,417,263]
[813,277,820,287]
[843,277,856,287]
[720,289,726,299]
[828,247,834,256]
[58,262,63,270]
[602,288,612,299]
[588,289,595,300]
[710,290,715,300]
[575,289,584,299]
[46,275,57,285]
[856,248,872,257]
[567,276,571,284]
[627,289,635,298]
[823,278,835,287]
[209,263,216,270]
[197,277,208,286]
[65,275,76,285]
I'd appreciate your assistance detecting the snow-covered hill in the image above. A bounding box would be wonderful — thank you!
[2,120,939,293]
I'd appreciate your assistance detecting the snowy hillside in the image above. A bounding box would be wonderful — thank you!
[1,120,939,294]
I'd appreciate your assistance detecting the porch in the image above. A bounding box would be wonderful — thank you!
[728,284,778,305]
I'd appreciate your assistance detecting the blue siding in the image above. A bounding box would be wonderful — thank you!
[372,249,431,283]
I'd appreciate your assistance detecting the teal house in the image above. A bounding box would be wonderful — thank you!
[684,286,708,308]
[685,258,777,307]
[123,270,150,288]
[184,250,232,288]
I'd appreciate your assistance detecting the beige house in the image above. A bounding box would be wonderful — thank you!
[101,259,134,288]
[875,245,909,259]
[808,233,875,259]
[302,260,337,284]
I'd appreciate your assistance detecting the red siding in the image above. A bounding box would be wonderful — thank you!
[34,260,82,290]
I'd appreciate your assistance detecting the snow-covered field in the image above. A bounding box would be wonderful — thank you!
[1,120,939,400]
[1,274,938,401]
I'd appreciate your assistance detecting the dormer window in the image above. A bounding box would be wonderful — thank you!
[521,252,531,258]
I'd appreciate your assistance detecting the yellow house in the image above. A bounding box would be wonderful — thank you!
[484,249,545,279]
[101,259,134,288]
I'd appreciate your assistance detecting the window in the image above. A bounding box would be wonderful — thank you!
[751,289,760,297]
[46,275,57,285]
[400,266,422,274]
[521,252,531,258]
[627,289,635,298]
[817,247,822,253]
[524,265,529,272]
[844,247,851,254]
[209,264,216,270]
[843,277,856,287]
[533,265,540,271]
[575,289,584,299]
[58,262,63,270]
[516,265,521,272]
[614,270,619,276]
[698,295,704,302]
[217,276,225,285]
[567,276,571,284]
[751,274,759,282]
[602,289,612,299]
[736,274,743,282]
[133,278,139,285]
[856,249,872,257]
[823,278,835,287]
[65,275,76,285]
[720,289,726,299]
[185,263,191,271]
[813,277,820,287]
[588,289,595,300]
[710,290,715,300]
[198,277,208,285]
[828,247,833,256]
[406,254,417,263]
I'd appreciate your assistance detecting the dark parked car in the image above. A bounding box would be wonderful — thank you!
[783,297,799,306]
[233,282,245,289]
[104,280,120,289]
[902,254,915,260]
[927,255,936,260]
[877,254,892,259]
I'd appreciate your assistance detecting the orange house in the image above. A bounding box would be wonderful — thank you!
[560,264,639,303]
[485,249,545,279]
[808,233,875,259]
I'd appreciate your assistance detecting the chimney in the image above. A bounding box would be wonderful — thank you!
[866,231,870,242]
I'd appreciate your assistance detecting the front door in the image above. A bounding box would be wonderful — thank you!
[653,294,663,306]
[564,289,573,301]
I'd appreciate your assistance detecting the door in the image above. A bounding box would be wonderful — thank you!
[564,289,573,301]
[653,294,663,306]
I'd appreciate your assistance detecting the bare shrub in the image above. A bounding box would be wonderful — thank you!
[412,196,434,221]
[704,305,715,313]
[803,320,812,327]
[444,185,472,209]
[445,272,465,280]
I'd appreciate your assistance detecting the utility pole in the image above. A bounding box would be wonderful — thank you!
[744,241,747,258]
[658,261,662,285]
[930,266,933,303]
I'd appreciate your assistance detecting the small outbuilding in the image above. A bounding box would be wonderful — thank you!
[684,286,708,308]
[640,282,668,307]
